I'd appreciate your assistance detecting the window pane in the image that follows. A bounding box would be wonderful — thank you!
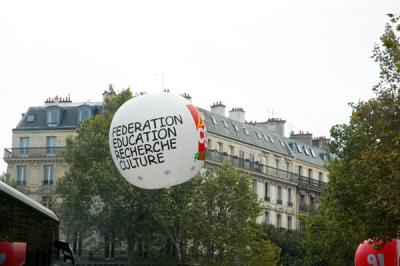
[19,137,29,155]
[17,166,27,185]
[46,136,57,154]
[44,165,54,185]
[78,107,92,124]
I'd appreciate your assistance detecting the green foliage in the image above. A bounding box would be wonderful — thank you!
[263,224,306,266]
[302,211,358,266]
[302,15,400,266]
[0,172,16,188]
[327,15,400,242]
[57,89,279,265]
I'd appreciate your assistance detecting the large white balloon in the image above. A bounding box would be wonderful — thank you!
[109,93,208,189]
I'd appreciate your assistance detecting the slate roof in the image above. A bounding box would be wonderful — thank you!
[14,102,103,131]
[13,101,328,167]
[199,108,329,167]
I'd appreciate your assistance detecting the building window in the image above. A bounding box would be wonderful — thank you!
[285,162,290,178]
[261,156,267,174]
[277,186,282,204]
[78,106,92,124]
[26,114,36,122]
[288,216,292,230]
[296,143,302,153]
[308,168,313,179]
[310,149,316,158]
[288,188,293,206]
[279,139,285,147]
[43,165,54,185]
[303,146,310,156]
[19,137,30,155]
[42,196,52,209]
[268,135,274,143]
[228,145,234,156]
[252,179,257,193]
[217,142,223,153]
[222,120,229,128]
[300,194,306,211]
[243,128,249,135]
[310,196,315,211]
[210,116,217,125]
[275,159,280,176]
[47,108,60,126]
[262,133,268,142]
[17,166,27,185]
[298,165,303,177]
[46,136,57,155]
[208,139,212,150]
[255,131,262,139]
[239,150,245,167]
[264,211,270,224]
[277,214,281,228]
[233,124,239,132]
[264,182,269,201]
[319,172,323,183]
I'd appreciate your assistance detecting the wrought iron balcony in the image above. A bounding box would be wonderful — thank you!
[206,149,298,183]
[298,176,326,191]
[4,147,66,161]
[205,149,327,191]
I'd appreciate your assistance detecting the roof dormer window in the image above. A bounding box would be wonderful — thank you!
[296,143,302,153]
[210,116,217,125]
[255,131,262,139]
[26,114,36,122]
[243,128,249,135]
[268,135,274,143]
[78,105,92,124]
[310,149,316,158]
[47,107,61,127]
[233,124,239,132]
[222,120,229,129]
[303,146,310,156]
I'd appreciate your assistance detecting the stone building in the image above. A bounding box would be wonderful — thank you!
[3,94,329,262]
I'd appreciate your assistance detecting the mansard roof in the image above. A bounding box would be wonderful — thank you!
[14,102,103,131]
[199,108,329,167]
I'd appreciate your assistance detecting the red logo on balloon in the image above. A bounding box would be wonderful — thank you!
[186,104,207,161]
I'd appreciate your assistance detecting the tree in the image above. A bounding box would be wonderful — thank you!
[188,163,280,265]
[57,89,279,265]
[326,14,400,242]
[0,172,16,188]
[262,224,306,266]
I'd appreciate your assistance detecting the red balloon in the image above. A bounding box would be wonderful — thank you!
[355,239,398,266]
[0,242,26,266]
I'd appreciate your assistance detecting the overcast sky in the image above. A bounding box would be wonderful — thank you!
[0,0,399,173]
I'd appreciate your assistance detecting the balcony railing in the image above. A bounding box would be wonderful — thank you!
[206,150,298,183]
[206,150,327,191]
[4,147,66,160]
[298,176,326,190]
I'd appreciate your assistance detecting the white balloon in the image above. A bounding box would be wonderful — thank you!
[109,93,208,189]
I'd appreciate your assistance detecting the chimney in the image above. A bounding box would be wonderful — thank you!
[210,101,225,116]
[254,118,286,136]
[290,131,313,145]
[181,93,192,102]
[229,107,245,123]
[312,136,329,150]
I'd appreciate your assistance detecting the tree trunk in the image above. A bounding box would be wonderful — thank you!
[127,236,136,265]
[175,241,183,266]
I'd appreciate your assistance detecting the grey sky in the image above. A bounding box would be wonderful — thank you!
[0,0,399,173]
